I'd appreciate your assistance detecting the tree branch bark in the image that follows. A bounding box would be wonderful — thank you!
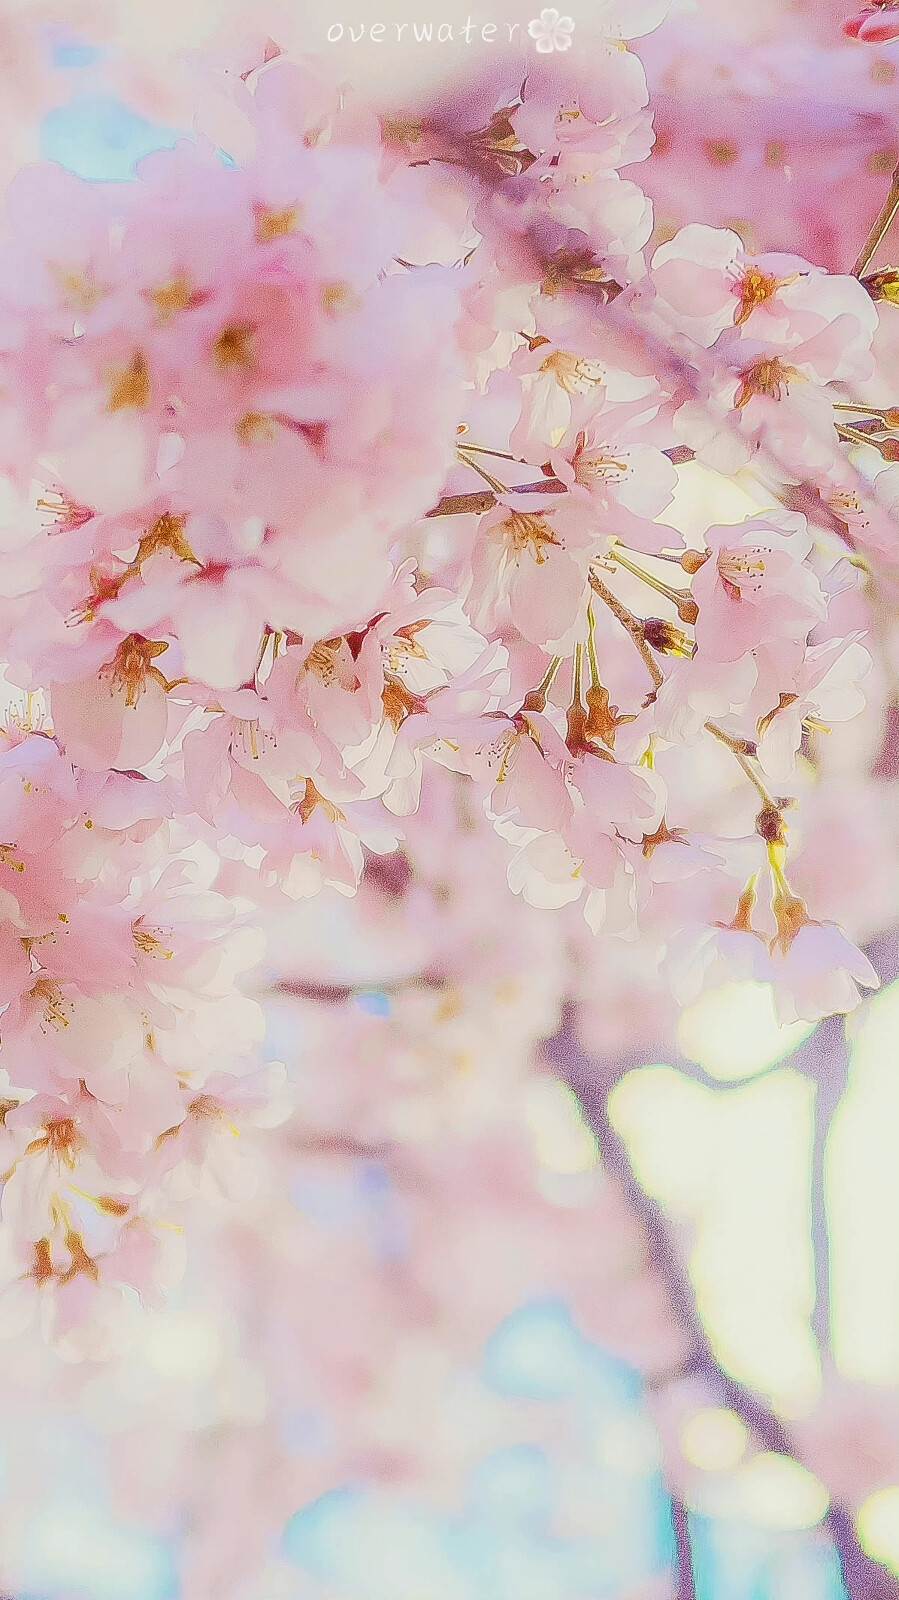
[670,1495,697,1600]
[544,1012,899,1600]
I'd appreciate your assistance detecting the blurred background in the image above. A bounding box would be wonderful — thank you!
[1,1,899,1597]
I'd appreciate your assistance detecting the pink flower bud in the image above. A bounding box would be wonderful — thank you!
[843,5,899,43]
[859,9,899,39]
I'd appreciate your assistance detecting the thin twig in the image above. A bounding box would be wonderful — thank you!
[606,546,698,624]
[456,442,519,462]
[589,572,663,694]
[855,162,899,278]
[456,450,507,493]
[705,720,781,808]
[732,750,780,809]
[267,973,445,1003]
[704,720,757,758]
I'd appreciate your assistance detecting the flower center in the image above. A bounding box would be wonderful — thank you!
[538,349,604,394]
[305,640,344,684]
[293,778,345,823]
[37,489,94,533]
[255,205,300,244]
[641,819,688,858]
[31,978,72,1032]
[574,448,628,484]
[0,843,25,873]
[58,1228,100,1285]
[146,276,205,325]
[321,281,353,313]
[385,622,430,674]
[71,565,130,626]
[50,264,105,314]
[237,411,278,443]
[381,117,424,145]
[107,351,150,412]
[499,511,561,564]
[42,1116,82,1166]
[135,513,198,566]
[734,266,779,325]
[101,634,170,707]
[187,1094,224,1120]
[716,547,768,597]
[214,324,256,369]
[735,357,797,408]
[231,718,273,762]
[381,679,427,729]
[132,921,174,959]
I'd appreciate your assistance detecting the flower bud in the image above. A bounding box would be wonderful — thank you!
[680,549,709,575]
[861,269,899,305]
[755,806,786,845]
[642,618,694,656]
[843,4,899,43]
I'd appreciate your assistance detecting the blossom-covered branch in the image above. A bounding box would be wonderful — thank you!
[0,1,895,1354]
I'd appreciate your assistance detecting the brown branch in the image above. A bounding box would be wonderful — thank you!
[704,720,757,758]
[426,490,497,518]
[545,1010,899,1600]
[589,572,663,695]
[288,1131,393,1160]
[268,973,446,1003]
[855,161,899,277]
[671,1495,697,1600]
[426,483,566,517]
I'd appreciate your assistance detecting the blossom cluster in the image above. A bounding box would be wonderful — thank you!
[0,7,894,1342]
[0,717,287,1355]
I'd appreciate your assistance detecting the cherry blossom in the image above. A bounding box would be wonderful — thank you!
[690,515,828,665]
[467,499,596,647]
[768,895,881,1023]
[646,225,879,355]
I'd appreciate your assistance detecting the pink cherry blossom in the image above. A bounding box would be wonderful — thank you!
[647,224,879,356]
[690,516,828,664]
[468,499,596,647]
[769,904,880,1022]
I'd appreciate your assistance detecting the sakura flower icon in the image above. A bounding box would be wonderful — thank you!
[528,7,575,51]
